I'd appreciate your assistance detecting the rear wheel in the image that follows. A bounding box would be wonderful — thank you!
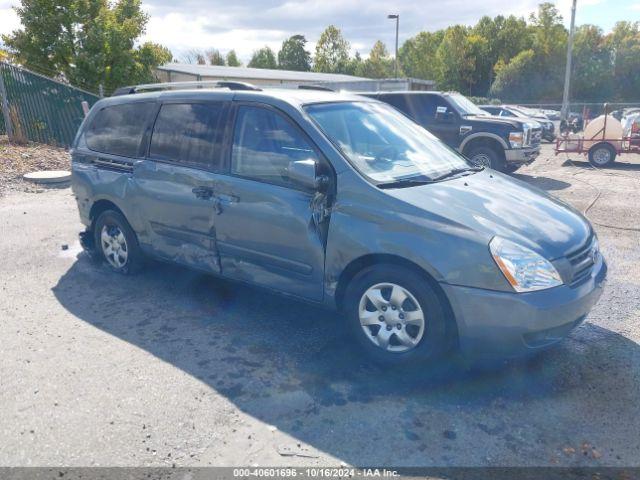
[466,145,505,171]
[343,265,451,365]
[94,210,144,274]
[588,143,617,167]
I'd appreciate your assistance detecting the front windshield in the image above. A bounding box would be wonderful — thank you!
[305,101,472,184]
[446,93,488,116]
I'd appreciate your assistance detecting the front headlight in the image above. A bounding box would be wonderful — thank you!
[489,237,563,292]
[509,131,524,148]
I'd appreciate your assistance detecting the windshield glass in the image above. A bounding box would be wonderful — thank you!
[305,101,472,184]
[446,93,488,116]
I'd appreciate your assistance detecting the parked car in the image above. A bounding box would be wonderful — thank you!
[71,83,606,365]
[363,91,541,173]
[480,105,556,142]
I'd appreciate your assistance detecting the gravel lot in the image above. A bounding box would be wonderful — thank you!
[1,144,639,467]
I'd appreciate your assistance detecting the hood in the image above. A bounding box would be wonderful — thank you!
[462,114,532,130]
[386,169,592,260]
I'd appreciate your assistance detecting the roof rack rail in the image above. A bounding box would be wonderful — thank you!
[298,85,334,92]
[112,80,262,96]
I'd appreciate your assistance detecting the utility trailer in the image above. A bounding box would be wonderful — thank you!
[555,109,640,166]
[555,135,640,167]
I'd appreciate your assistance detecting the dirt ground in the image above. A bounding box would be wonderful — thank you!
[0,135,71,195]
[0,144,639,468]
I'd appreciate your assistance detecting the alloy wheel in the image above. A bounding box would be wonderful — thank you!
[470,153,492,168]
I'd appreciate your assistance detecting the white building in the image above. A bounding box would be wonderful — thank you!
[155,64,435,92]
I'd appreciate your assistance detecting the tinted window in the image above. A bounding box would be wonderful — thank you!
[86,103,154,157]
[231,106,318,188]
[150,103,223,169]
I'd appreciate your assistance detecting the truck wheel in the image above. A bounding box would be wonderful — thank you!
[94,210,144,275]
[588,143,617,167]
[343,264,451,365]
[466,145,505,171]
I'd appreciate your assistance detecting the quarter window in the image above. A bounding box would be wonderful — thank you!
[86,102,154,158]
[150,103,223,169]
[231,106,318,188]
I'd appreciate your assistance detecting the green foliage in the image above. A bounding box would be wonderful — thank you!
[491,3,567,102]
[277,35,311,71]
[355,40,394,78]
[399,31,444,81]
[3,0,172,94]
[571,25,614,102]
[248,46,277,69]
[313,25,350,74]
[606,21,640,102]
[226,50,242,67]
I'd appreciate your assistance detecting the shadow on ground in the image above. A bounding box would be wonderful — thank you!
[52,255,640,465]
[560,158,640,171]
[510,174,571,191]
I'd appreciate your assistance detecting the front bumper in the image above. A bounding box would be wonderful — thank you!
[504,145,541,164]
[442,256,607,359]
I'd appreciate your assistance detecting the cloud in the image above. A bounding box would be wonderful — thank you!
[139,0,545,60]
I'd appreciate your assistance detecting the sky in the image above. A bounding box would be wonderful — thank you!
[0,0,638,62]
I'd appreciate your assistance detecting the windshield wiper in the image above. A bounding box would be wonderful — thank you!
[428,166,483,182]
[377,178,434,189]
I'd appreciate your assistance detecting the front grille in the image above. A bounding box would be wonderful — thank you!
[567,237,597,286]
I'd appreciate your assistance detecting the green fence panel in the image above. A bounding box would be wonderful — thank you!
[0,62,100,147]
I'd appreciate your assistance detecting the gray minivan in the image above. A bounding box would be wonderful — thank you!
[71,83,607,364]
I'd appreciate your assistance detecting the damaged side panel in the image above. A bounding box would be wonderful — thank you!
[129,160,222,274]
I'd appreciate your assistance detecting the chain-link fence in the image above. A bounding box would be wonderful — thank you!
[0,62,100,147]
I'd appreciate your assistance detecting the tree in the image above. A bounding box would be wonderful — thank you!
[357,41,394,78]
[182,49,206,64]
[399,30,444,81]
[313,25,350,73]
[205,48,225,66]
[226,50,242,67]
[571,25,614,101]
[490,3,567,102]
[3,0,172,94]
[248,46,277,69]
[472,15,531,93]
[277,34,311,71]
[606,21,640,101]
[436,26,487,95]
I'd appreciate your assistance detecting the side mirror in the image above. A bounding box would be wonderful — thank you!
[287,159,329,192]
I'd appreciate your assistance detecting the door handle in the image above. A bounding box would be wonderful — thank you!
[192,186,213,200]
[211,193,238,214]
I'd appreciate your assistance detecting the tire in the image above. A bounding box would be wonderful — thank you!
[93,209,144,274]
[466,145,505,171]
[588,143,617,167]
[343,264,452,365]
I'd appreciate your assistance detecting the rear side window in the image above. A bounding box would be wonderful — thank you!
[231,106,318,188]
[86,103,154,157]
[150,103,224,169]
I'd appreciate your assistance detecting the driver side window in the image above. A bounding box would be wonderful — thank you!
[231,106,318,188]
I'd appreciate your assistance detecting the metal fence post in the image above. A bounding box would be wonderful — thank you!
[0,63,14,141]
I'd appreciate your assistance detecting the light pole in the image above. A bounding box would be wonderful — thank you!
[561,0,577,121]
[387,14,399,78]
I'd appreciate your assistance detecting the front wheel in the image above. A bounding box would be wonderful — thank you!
[466,145,505,171]
[343,265,451,365]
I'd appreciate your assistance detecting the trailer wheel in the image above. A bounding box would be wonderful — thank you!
[588,143,617,167]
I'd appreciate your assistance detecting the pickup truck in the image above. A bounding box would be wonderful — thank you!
[363,91,542,172]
